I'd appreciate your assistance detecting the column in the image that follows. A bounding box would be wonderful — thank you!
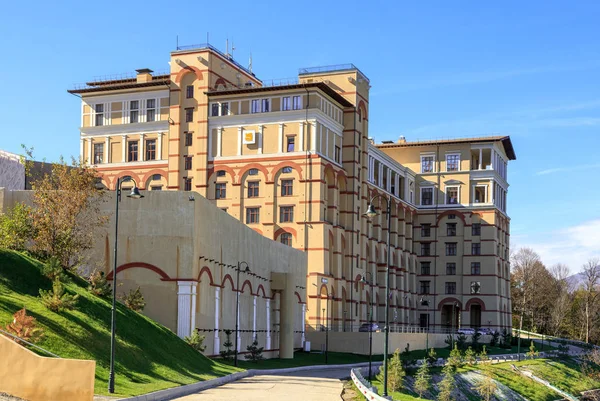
[121,135,127,163]
[217,128,223,157]
[190,283,197,337]
[310,122,317,152]
[236,297,241,351]
[87,139,92,164]
[478,149,482,170]
[258,126,263,155]
[140,133,145,162]
[279,273,296,359]
[325,127,329,157]
[378,163,383,187]
[253,295,257,340]
[80,139,84,163]
[301,304,306,345]
[105,136,110,164]
[278,123,284,153]
[214,287,220,354]
[266,299,271,349]
[177,281,195,338]
[237,127,243,156]
[491,182,495,205]
[298,122,304,152]
[394,174,400,197]
[157,133,163,161]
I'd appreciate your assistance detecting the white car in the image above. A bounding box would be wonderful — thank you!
[457,328,475,335]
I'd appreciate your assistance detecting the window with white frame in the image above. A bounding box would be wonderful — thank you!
[94,104,104,126]
[220,102,229,116]
[473,185,487,203]
[446,186,459,204]
[211,103,219,116]
[251,99,260,113]
[282,97,291,111]
[293,95,302,110]
[261,99,270,112]
[146,99,156,122]
[446,154,460,172]
[129,101,139,123]
[421,187,434,206]
[421,155,435,173]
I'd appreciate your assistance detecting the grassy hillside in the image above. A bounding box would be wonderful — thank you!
[0,250,239,397]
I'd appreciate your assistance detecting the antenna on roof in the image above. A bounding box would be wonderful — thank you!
[176,35,179,50]
[225,38,229,58]
[231,41,235,59]
[249,52,253,73]
[206,32,209,44]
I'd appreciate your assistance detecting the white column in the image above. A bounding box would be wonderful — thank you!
[310,122,317,152]
[491,182,495,205]
[298,122,304,152]
[87,139,92,164]
[301,304,306,345]
[325,127,329,157]
[252,296,257,340]
[105,136,110,164]
[258,126,263,155]
[80,139,84,163]
[478,148,482,170]
[394,174,400,197]
[157,133,163,161]
[140,133,145,162]
[266,299,271,349]
[121,135,127,163]
[378,163,384,187]
[217,128,223,157]
[214,288,220,354]
[278,123,284,153]
[238,127,243,156]
[190,283,197,336]
[177,281,194,338]
[236,296,241,351]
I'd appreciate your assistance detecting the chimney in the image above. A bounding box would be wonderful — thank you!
[135,68,153,83]
[398,135,407,144]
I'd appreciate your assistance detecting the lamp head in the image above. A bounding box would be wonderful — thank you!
[127,187,144,199]
[360,275,368,284]
[364,203,378,219]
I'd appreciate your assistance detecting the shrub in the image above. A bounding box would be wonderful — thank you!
[526,341,538,359]
[447,344,464,371]
[437,364,456,401]
[445,334,453,348]
[377,349,405,392]
[471,331,482,352]
[88,269,111,297]
[427,347,438,364]
[456,333,468,351]
[220,329,234,360]
[490,330,500,347]
[479,345,490,364]
[465,346,476,365]
[245,338,264,363]
[501,329,512,349]
[120,286,145,312]
[39,278,79,312]
[185,329,206,352]
[4,308,43,345]
[0,203,34,251]
[413,359,431,398]
[41,257,65,281]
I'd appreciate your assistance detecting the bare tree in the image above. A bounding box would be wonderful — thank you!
[549,263,571,336]
[511,248,543,333]
[581,258,600,343]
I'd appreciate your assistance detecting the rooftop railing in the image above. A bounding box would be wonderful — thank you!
[174,43,257,78]
[299,63,370,82]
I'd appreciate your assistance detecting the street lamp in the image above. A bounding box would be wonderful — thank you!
[420,297,430,354]
[364,194,392,397]
[108,177,144,394]
[313,279,330,364]
[360,273,375,381]
[234,261,251,367]
[451,301,458,349]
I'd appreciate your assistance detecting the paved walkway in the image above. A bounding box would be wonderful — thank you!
[172,368,352,401]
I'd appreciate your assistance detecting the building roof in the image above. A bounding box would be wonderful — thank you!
[206,82,354,108]
[67,78,171,95]
[376,135,517,160]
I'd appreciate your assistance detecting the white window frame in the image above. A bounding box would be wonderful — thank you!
[420,186,434,206]
[261,98,270,113]
[210,102,230,117]
[472,184,488,204]
[420,154,435,173]
[292,95,302,110]
[281,96,291,111]
[445,185,460,205]
[251,99,260,113]
[445,153,461,172]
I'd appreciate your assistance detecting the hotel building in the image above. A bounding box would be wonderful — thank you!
[68,43,515,334]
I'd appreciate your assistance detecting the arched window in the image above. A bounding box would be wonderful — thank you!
[280,233,292,246]
[248,168,259,176]
[282,166,293,174]
[216,170,226,177]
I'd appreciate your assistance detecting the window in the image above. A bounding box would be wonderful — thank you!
[248,168,259,176]
[152,174,161,181]
[420,262,431,275]
[251,99,260,113]
[216,170,226,177]
[421,155,434,173]
[185,108,193,122]
[421,224,431,237]
[146,139,156,160]
[471,262,481,275]
[446,242,457,256]
[128,141,138,162]
[470,281,481,294]
[334,146,341,163]
[215,183,226,199]
[292,95,301,110]
[261,98,270,112]
[184,156,192,171]
[282,97,291,111]
[446,154,460,172]
[186,85,194,99]
[448,214,456,219]
[421,242,431,256]
[287,136,295,152]
[446,186,459,204]
[446,263,456,275]
[247,181,259,198]
[150,186,162,191]
[93,143,103,164]
[474,185,487,203]
[421,188,433,206]
[220,102,229,116]
[280,206,294,222]
[280,232,292,246]
[185,132,193,146]
[211,104,219,117]
[447,223,457,236]
[94,104,104,126]
[472,243,481,255]
[282,166,292,174]
[146,99,156,122]
[281,179,293,196]
[184,177,192,191]
[472,223,481,236]
[445,282,456,294]
[129,101,139,123]
[246,207,260,224]
[420,281,430,294]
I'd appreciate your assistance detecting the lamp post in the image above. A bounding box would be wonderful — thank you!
[360,273,374,381]
[364,195,392,397]
[313,279,329,364]
[234,261,251,367]
[420,297,430,354]
[108,177,144,394]
[451,301,458,349]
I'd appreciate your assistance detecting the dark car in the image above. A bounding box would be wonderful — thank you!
[359,323,381,332]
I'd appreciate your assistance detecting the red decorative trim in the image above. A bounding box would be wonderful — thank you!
[241,279,253,294]
[106,262,170,280]
[198,266,215,285]
[222,274,234,289]
[437,297,463,311]
[465,297,486,311]
[174,66,204,84]
[294,291,303,303]
[257,284,267,298]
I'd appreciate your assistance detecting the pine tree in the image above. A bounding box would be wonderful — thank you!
[244,337,264,363]
[413,359,431,398]
[427,347,438,364]
[447,344,463,371]
[479,345,490,364]
[39,278,79,312]
[185,329,206,352]
[220,329,234,360]
[376,349,405,391]
[472,370,497,401]
[4,308,43,345]
[526,341,538,359]
[465,346,476,365]
[437,364,456,401]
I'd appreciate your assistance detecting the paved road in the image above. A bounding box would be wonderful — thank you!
[173,368,353,401]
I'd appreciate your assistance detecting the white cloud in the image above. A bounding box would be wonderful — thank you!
[515,219,600,272]
[535,163,600,176]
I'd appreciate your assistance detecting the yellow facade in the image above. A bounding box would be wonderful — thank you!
[68,45,515,335]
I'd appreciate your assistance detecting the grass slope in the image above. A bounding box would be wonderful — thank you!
[0,250,239,397]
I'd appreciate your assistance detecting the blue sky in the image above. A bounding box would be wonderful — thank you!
[1,1,598,271]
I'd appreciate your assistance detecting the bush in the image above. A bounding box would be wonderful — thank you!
[427,347,438,364]
[445,334,453,348]
[184,329,206,352]
[526,341,538,359]
[220,329,234,360]
[490,331,500,347]
[4,308,43,344]
[471,331,482,352]
[39,278,79,312]
[413,359,431,398]
[456,333,468,351]
[120,286,145,312]
[437,364,456,401]
[501,329,512,349]
[41,257,65,281]
[465,346,476,365]
[376,349,405,392]
[245,338,264,363]
[479,345,490,364]
[447,344,464,371]
[88,269,111,297]
[0,203,34,251]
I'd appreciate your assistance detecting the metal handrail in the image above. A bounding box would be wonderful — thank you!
[0,328,60,358]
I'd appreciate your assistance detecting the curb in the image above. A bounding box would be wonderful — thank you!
[118,362,380,401]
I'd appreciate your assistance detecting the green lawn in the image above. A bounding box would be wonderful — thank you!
[0,250,239,397]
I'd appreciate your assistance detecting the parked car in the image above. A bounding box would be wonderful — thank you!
[477,328,497,335]
[457,328,475,335]
[359,323,381,332]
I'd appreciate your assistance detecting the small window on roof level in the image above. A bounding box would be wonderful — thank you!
[216,170,226,177]
[248,168,259,176]
[282,166,293,173]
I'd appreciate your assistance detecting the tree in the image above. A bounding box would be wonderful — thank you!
[549,263,572,336]
[471,330,482,352]
[120,286,146,312]
[479,345,490,364]
[39,278,79,312]
[447,344,463,371]
[437,364,456,401]
[4,308,43,344]
[376,349,405,392]
[0,202,34,251]
[184,329,206,352]
[244,338,264,363]
[465,346,476,365]
[472,370,497,401]
[526,341,538,359]
[220,329,234,360]
[88,270,111,297]
[413,359,431,398]
[580,258,600,343]
[427,347,437,364]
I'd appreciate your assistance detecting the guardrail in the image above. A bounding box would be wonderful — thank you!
[0,328,59,358]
